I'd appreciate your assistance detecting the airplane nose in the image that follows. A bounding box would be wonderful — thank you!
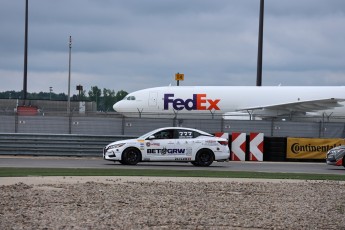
[113,102,120,112]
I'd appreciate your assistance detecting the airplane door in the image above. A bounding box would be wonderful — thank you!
[148,92,157,107]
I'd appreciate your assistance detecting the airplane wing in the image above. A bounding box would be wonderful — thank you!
[238,98,345,115]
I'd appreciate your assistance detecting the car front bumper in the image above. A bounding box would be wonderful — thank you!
[103,148,122,161]
[326,155,343,166]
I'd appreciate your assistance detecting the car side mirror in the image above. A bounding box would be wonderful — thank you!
[148,135,155,140]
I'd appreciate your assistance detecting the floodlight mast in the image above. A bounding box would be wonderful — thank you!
[67,36,72,114]
[23,0,28,102]
[256,0,264,87]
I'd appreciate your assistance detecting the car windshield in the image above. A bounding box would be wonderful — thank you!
[138,129,162,139]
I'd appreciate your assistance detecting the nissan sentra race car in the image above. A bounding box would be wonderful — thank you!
[326,145,345,167]
[103,127,230,166]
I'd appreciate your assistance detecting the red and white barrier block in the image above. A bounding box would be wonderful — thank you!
[214,132,229,140]
[231,132,246,161]
[249,133,264,161]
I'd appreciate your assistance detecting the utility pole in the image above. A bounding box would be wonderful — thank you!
[23,0,28,102]
[67,36,72,114]
[256,0,264,86]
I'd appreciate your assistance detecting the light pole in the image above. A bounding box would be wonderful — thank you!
[49,86,53,100]
[23,0,28,102]
[256,0,264,86]
[67,36,72,114]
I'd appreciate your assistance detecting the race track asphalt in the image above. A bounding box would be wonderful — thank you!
[0,156,344,175]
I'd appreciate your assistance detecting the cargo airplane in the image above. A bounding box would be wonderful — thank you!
[113,86,345,120]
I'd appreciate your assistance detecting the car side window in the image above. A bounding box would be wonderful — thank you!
[153,130,174,139]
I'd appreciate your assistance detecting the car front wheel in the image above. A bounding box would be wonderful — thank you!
[191,161,199,166]
[122,148,141,165]
[194,149,214,167]
[119,160,127,165]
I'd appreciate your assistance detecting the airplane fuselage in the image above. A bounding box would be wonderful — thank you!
[113,86,345,120]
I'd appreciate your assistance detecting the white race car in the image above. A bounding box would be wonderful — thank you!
[103,127,230,166]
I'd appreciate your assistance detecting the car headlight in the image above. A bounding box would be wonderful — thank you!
[107,143,125,150]
[327,152,334,158]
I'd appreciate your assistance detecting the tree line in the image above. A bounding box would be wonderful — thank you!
[0,86,128,112]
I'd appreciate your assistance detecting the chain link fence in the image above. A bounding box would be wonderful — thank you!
[1,99,344,137]
[0,112,344,138]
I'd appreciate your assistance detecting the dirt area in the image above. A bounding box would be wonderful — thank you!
[1,177,345,229]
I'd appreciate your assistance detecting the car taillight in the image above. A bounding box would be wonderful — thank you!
[218,141,228,146]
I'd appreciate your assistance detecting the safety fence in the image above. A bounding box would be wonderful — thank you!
[0,112,344,138]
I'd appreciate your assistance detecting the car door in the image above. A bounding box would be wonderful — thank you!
[144,129,177,161]
[174,129,195,160]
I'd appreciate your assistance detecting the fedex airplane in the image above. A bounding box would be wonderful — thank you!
[113,86,345,121]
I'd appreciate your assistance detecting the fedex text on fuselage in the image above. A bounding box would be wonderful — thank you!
[163,93,220,111]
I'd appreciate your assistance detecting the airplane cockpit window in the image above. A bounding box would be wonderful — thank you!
[125,96,136,101]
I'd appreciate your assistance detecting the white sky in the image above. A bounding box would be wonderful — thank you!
[0,0,344,95]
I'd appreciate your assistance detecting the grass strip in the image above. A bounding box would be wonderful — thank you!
[0,167,344,181]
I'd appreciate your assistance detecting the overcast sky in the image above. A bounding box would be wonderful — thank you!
[0,0,344,95]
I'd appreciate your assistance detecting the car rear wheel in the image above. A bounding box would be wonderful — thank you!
[122,148,141,165]
[194,149,214,167]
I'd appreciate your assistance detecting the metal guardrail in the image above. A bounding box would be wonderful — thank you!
[0,133,137,157]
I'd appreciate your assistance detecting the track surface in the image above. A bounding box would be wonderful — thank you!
[0,156,344,175]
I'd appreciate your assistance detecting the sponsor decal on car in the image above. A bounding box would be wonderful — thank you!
[203,140,218,146]
[147,148,186,155]
[175,157,191,161]
[146,142,160,147]
[186,148,193,156]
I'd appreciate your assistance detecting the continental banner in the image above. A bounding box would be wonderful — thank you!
[287,138,345,159]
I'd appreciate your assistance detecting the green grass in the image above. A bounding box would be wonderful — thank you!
[0,167,344,181]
